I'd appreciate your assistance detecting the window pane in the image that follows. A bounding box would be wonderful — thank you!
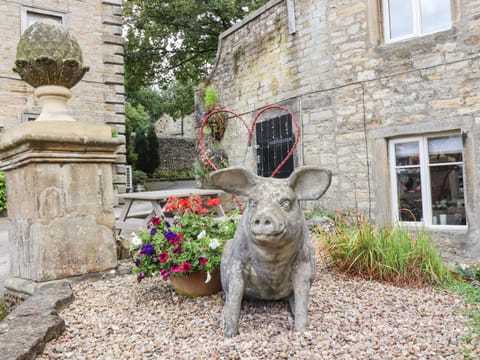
[428,135,462,163]
[395,141,419,166]
[396,168,423,222]
[430,164,466,225]
[421,0,452,34]
[388,0,414,39]
[26,11,63,29]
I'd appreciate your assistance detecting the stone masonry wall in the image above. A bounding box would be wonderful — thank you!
[209,0,480,260]
[158,137,197,172]
[0,0,126,192]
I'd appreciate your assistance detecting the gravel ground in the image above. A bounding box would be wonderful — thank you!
[39,263,479,360]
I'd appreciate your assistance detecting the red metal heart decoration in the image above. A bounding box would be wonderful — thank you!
[199,105,300,177]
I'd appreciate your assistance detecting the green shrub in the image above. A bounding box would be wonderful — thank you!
[153,168,194,179]
[319,216,451,286]
[204,86,219,109]
[132,170,148,185]
[0,171,6,213]
[456,263,480,282]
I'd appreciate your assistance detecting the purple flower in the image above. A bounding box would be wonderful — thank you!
[165,229,181,245]
[134,258,141,267]
[150,227,157,236]
[165,221,171,228]
[141,244,155,256]
[165,229,177,241]
[137,271,145,283]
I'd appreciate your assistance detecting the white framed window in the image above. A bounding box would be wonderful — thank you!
[389,133,466,229]
[383,0,452,43]
[21,6,66,33]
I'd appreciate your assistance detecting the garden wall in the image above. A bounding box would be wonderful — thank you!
[158,136,197,171]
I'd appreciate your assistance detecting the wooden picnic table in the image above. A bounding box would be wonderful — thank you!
[115,188,225,235]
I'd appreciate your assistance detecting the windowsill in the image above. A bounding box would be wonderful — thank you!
[376,27,457,55]
[399,222,468,234]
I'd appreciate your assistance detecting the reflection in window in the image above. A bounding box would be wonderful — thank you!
[389,134,466,228]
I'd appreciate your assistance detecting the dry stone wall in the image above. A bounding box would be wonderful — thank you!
[157,137,197,172]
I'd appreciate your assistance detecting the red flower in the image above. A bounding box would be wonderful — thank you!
[199,257,208,266]
[151,216,161,226]
[178,198,190,210]
[158,251,169,263]
[170,265,182,273]
[207,198,221,207]
[181,261,193,273]
[173,246,183,254]
[194,205,208,214]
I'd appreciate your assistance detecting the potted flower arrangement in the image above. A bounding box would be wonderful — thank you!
[131,195,238,296]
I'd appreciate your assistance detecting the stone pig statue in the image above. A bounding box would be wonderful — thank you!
[210,166,331,337]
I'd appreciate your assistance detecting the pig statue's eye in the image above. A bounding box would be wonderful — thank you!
[280,199,291,211]
[249,199,257,208]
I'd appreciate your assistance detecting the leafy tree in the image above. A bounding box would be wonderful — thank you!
[125,101,149,165]
[128,87,164,123]
[124,0,269,114]
[158,80,195,121]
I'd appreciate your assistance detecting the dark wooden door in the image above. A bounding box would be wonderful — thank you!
[255,114,295,178]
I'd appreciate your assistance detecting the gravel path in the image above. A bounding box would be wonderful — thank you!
[39,264,479,359]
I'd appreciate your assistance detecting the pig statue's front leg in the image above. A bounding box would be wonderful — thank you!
[223,260,245,337]
[290,260,315,332]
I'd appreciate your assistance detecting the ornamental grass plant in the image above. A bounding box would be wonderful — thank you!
[317,215,451,287]
[131,195,238,283]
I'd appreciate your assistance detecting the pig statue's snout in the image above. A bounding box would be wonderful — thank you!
[251,212,283,236]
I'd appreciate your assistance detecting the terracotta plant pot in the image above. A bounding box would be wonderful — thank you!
[170,269,222,297]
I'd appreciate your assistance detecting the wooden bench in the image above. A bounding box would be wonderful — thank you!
[115,188,225,235]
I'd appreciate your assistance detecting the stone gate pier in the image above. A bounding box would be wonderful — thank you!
[0,20,122,305]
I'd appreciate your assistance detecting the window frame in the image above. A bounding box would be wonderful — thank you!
[20,6,66,34]
[389,133,467,230]
[382,0,452,43]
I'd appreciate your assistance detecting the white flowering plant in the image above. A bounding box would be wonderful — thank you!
[131,195,238,282]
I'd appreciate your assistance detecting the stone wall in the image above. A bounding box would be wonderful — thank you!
[158,137,197,171]
[155,114,196,138]
[208,0,480,261]
[0,0,126,192]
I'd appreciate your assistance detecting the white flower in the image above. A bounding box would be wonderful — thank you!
[209,238,220,250]
[197,230,207,239]
[205,272,212,284]
[130,233,142,247]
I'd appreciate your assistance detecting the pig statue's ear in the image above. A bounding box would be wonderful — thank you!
[210,166,257,196]
[287,166,331,201]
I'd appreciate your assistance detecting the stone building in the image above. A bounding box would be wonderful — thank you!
[0,0,126,192]
[208,0,480,262]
